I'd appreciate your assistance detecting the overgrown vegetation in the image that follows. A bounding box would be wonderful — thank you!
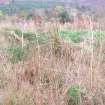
[0,2,105,105]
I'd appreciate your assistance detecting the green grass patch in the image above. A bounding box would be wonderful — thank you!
[93,31,105,47]
[67,85,86,105]
[4,27,105,48]
[60,30,87,43]
[4,28,48,44]
[60,30,105,45]
[8,46,25,63]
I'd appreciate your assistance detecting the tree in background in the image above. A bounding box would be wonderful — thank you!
[54,6,70,24]
[58,9,70,23]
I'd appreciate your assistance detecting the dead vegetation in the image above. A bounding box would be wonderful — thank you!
[0,18,105,105]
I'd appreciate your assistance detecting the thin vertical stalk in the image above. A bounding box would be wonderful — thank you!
[89,16,94,90]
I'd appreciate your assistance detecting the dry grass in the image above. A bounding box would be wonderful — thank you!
[0,17,105,105]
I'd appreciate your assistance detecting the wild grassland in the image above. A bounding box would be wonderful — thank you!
[0,19,105,105]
